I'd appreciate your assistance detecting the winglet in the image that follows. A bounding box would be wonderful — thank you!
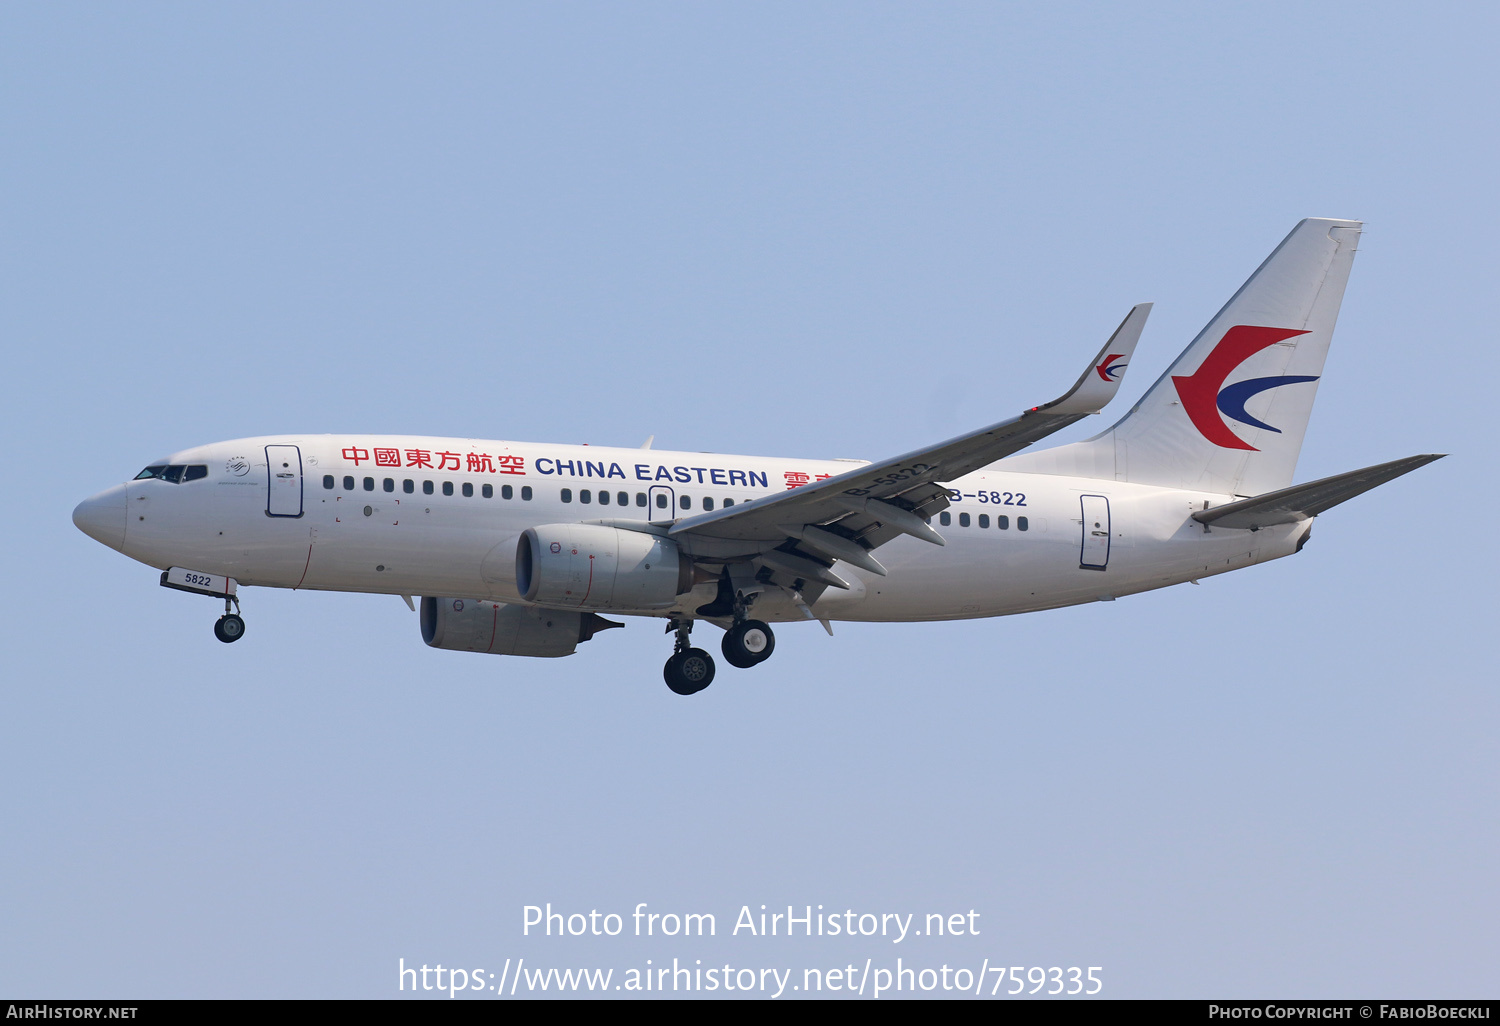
[1031,303,1151,417]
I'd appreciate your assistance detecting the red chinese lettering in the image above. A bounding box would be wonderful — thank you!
[784,471,811,489]
[374,448,401,468]
[405,449,433,469]
[466,452,495,473]
[437,451,462,471]
[341,446,370,465]
[496,455,525,475]
[814,474,832,481]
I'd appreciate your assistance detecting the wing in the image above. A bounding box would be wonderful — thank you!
[664,305,1151,590]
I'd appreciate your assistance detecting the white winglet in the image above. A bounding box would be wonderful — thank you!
[1032,303,1151,417]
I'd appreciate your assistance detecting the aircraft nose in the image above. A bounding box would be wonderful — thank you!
[72,485,127,552]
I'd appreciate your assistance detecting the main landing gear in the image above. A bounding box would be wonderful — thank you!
[214,595,245,644]
[663,619,714,696]
[662,600,778,696]
[721,618,775,668]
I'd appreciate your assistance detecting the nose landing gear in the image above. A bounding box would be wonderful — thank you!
[214,595,245,644]
[663,618,714,695]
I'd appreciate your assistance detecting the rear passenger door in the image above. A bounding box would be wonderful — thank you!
[1079,494,1110,570]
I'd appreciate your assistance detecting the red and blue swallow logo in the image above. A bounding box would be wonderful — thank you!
[1095,354,1128,382]
[1171,325,1318,451]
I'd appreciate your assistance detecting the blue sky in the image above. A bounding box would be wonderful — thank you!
[2,2,1495,998]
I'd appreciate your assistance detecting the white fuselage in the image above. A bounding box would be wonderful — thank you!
[82,434,1306,624]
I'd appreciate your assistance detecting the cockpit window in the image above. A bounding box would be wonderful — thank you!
[134,464,208,483]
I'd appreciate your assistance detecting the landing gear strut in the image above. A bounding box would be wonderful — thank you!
[214,594,245,644]
[720,587,775,669]
[663,619,714,696]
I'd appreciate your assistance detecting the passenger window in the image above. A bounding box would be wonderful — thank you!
[502,484,513,500]
[344,476,356,491]
[978,514,989,528]
[442,481,454,496]
[403,480,414,494]
[1018,516,1029,531]
[184,465,208,482]
[597,490,610,506]
[323,475,335,490]
[617,492,628,506]
[363,477,375,491]
[655,493,668,509]
[959,512,971,527]
[680,495,692,510]
[580,489,591,504]
[482,484,493,498]
[462,482,473,497]
[724,498,734,507]
[636,493,647,507]
[383,478,394,492]
[521,486,533,501]
[423,480,434,495]
[997,515,1009,530]
[940,512,952,526]
[703,497,715,511]
[561,488,572,503]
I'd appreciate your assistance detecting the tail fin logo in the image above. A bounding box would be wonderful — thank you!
[1095,354,1128,382]
[1171,326,1316,451]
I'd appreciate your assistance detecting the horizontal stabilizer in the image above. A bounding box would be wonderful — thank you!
[1192,454,1445,530]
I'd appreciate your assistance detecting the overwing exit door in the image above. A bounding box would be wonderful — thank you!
[647,484,676,520]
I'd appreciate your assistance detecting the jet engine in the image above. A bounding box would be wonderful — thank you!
[420,597,620,658]
[516,524,689,610]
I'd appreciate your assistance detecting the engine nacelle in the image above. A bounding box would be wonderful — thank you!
[516,524,688,610]
[420,597,620,658]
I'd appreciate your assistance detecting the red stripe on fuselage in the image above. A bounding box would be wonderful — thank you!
[294,543,313,589]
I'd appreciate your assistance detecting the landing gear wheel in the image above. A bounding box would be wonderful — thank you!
[214,613,246,644]
[722,619,774,668]
[664,647,715,695]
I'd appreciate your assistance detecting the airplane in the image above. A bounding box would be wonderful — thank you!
[72,218,1443,695]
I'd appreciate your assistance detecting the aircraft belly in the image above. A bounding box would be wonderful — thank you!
[837,532,1060,622]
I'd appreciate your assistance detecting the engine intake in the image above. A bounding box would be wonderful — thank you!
[516,524,688,610]
[420,597,620,658]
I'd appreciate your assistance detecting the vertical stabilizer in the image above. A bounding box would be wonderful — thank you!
[1004,218,1361,496]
